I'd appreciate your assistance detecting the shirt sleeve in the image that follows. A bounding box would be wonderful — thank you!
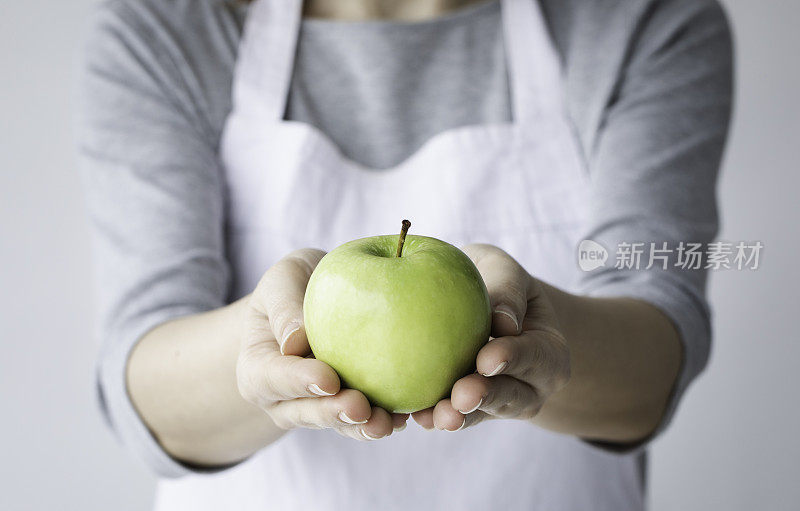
[77,1,230,477]
[578,0,733,451]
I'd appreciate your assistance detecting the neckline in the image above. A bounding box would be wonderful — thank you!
[235,0,562,172]
[301,0,499,30]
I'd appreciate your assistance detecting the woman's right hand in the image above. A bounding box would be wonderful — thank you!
[237,248,408,440]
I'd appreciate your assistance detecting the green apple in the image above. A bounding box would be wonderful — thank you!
[303,223,491,413]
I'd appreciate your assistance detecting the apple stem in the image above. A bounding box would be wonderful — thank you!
[396,219,411,257]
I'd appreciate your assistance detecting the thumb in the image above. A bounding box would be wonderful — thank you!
[253,248,326,356]
[463,244,529,337]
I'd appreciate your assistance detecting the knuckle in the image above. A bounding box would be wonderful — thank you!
[284,360,309,394]
[244,294,260,314]
[251,250,324,326]
[284,249,324,276]
[512,388,541,420]
[262,257,291,286]
[526,336,545,368]
[257,262,298,303]
[553,370,570,392]
[479,244,508,258]
[508,286,527,309]
[268,408,294,431]
[520,401,543,421]
[268,305,294,333]
[535,333,570,391]
[462,243,493,258]
[237,381,257,406]
[338,427,364,442]
[236,364,263,406]
[492,385,519,416]
[463,244,510,269]
[260,352,300,400]
[263,358,292,397]
[294,405,319,429]
[554,340,571,379]
[483,248,516,270]
[551,352,571,391]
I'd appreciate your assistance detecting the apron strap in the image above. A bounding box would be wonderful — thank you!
[501,0,565,123]
[232,0,303,121]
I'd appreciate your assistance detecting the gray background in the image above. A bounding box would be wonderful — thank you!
[1,0,797,509]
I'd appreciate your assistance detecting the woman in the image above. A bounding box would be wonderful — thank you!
[79,0,732,509]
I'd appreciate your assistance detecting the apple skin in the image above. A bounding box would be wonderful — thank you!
[303,234,491,413]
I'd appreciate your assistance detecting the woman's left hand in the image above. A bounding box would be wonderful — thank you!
[412,244,571,431]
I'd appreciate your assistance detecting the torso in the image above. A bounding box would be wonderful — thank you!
[108,0,649,171]
[153,1,645,509]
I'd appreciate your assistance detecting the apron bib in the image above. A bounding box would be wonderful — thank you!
[155,1,644,509]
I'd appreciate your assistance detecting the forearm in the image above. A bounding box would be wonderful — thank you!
[535,281,682,443]
[126,296,284,467]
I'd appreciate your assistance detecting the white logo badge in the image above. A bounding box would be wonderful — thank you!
[577,240,608,272]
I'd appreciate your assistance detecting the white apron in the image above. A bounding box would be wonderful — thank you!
[155,0,644,509]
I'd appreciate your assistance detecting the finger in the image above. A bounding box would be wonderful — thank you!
[411,408,435,430]
[237,326,341,405]
[433,399,465,431]
[360,407,394,440]
[450,373,542,420]
[238,350,341,405]
[261,352,342,400]
[267,388,372,430]
[462,244,530,337]
[252,248,326,356]
[449,373,489,414]
[432,398,491,431]
[391,413,410,432]
[332,406,397,441]
[475,330,570,394]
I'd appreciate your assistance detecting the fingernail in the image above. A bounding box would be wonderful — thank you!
[361,428,380,440]
[308,384,334,396]
[460,397,483,414]
[494,305,519,333]
[339,411,367,425]
[482,361,508,377]
[393,423,407,432]
[281,322,302,353]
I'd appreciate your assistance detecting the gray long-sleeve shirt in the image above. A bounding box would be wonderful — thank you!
[78,0,733,478]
